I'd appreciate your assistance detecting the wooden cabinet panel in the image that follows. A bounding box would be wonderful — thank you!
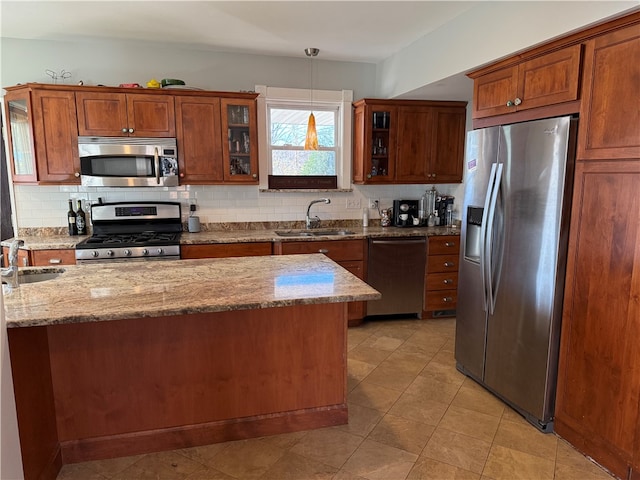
[555,160,640,480]
[427,254,458,273]
[181,243,272,259]
[339,260,366,326]
[221,99,259,183]
[427,235,459,255]
[30,249,76,266]
[277,239,364,263]
[425,289,457,311]
[426,272,458,291]
[175,96,224,183]
[577,23,640,160]
[76,92,175,137]
[2,246,30,267]
[471,44,582,120]
[430,107,465,183]
[395,106,432,182]
[424,235,459,317]
[31,90,80,183]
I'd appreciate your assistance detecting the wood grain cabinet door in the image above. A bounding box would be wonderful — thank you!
[473,66,519,118]
[430,106,465,183]
[175,96,224,184]
[31,90,80,183]
[555,160,640,480]
[126,93,175,137]
[76,92,129,136]
[577,23,640,160]
[395,106,433,182]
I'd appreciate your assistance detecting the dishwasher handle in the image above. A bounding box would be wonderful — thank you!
[369,239,426,245]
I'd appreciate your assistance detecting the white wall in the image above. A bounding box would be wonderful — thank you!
[377,1,638,99]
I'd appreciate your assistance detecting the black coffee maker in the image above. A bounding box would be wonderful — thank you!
[393,199,420,227]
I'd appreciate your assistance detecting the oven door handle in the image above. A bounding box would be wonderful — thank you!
[154,147,160,185]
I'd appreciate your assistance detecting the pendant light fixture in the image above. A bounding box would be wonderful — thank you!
[304,47,319,150]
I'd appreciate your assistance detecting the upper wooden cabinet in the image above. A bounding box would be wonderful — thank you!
[577,22,640,160]
[3,85,80,184]
[471,44,582,119]
[352,99,467,184]
[76,91,176,137]
[221,98,259,183]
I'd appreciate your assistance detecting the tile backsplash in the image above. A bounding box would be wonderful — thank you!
[12,183,463,229]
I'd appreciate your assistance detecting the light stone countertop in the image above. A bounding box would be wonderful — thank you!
[2,226,460,250]
[3,254,381,328]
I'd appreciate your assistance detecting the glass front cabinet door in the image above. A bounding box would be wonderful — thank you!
[221,99,258,183]
[367,106,396,182]
[4,91,37,183]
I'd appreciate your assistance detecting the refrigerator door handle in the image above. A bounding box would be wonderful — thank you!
[480,163,498,312]
[485,163,504,315]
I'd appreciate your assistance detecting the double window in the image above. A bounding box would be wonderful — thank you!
[256,86,353,190]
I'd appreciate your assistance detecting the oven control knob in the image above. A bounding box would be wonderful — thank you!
[142,249,149,256]
[91,251,99,258]
[123,249,132,256]
[156,248,164,255]
[106,250,114,257]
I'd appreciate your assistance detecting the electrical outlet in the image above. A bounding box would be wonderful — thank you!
[190,204,197,212]
[368,198,379,209]
[346,198,361,209]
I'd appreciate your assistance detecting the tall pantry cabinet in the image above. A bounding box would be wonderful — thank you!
[554,17,640,480]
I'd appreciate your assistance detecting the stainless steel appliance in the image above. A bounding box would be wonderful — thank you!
[367,237,426,317]
[78,137,179,187]
[455,116,577,432]
[75,202,182,263]
[392,200,420,227]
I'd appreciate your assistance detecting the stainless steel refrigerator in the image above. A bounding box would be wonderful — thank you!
[455,116,577,432]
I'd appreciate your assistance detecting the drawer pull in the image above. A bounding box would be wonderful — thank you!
[444,261,455,267]
[48,258,63,264]
[443,279,453,285]
[318,249,329,254]
[443,296,453,303]
[445,242,456,247]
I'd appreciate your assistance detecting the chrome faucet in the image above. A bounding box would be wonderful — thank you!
[305,198,331,229]
[1,239,25,288]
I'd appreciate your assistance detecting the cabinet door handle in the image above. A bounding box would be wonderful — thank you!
[444,261,455,267]
[443,279,453,285]
[122,128,128,133]
[318,249,329,254]
[445,242,456,247]
[128,128,134,134]
[252,174,258,179]
[442,296,453,303]
[514,97,522,106]
[367,174,372,179]
[48,258,62,264]
[74,172,80,177]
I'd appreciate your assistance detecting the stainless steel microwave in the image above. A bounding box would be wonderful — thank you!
[78,137,179,187]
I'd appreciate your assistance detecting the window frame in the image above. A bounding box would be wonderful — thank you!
[256,85,353,191]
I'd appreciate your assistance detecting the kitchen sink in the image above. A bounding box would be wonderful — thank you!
[2,268,65,286]
[275,229,355,237]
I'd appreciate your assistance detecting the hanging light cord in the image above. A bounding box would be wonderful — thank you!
[304,48,320,150]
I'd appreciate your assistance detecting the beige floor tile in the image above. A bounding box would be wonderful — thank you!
[555,439,615,478]
[57,463,110,480]
[438,405,500,443]
[404,375,461,405]
[499,406,529,425]
[450,381,505,418]
[404,330,448,351]
[395,338,443,361]
[554,462,615,480]
[482,444,555,480]
[368,413,435,454]
[493,418,557,460]
[178,442,228,469]
[422,427,492,474]
[348,344,393,366]
[290,427,364,469]
[429,349,458,367]
[341,439,418,480]
[419,358,466,386]
[388,392,449,426]
[257,430,309,450]
[111,450,204,480]
[337,402,384,437]
[206,438,286,479]
[368,321,419,341]
[184,466,237,479]
[348,358,377,386]
[81,454,146,478]
[332,471,369,480]
[407,457,480,480]
[363,363,418,392]
[261,451,338,479]
[348,329,374,351]
[362,334,405,351]
[348,380,403,412]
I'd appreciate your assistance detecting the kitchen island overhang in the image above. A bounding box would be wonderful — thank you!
[3,255,380,480]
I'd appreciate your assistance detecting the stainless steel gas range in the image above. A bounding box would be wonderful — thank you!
[75,202,182,263]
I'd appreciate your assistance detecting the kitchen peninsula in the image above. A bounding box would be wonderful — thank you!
[3,254,380,480]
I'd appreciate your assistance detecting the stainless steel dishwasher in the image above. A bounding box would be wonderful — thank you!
[367,237,426,317]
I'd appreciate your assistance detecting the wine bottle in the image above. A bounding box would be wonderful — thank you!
[67,200,77,236]
[76,200,86,235]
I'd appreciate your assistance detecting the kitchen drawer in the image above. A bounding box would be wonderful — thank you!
[427,254,458,273]
[425,289,457,311]
[30,249,76,266]
[277,239,364,262]
[181,242,272,259]
[2,247,30,267]
[426,272,458,291]
[428,235,460,255]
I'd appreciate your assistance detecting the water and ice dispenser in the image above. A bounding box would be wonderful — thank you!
[464,206,483,262]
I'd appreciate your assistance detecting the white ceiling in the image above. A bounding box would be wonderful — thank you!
[1,1,477,63]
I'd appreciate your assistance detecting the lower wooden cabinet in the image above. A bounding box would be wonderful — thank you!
[555,159,640,480]
[2,247,76,267]
[423,235,459,317]
[273,239,367,326]
[180,242,272,259]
